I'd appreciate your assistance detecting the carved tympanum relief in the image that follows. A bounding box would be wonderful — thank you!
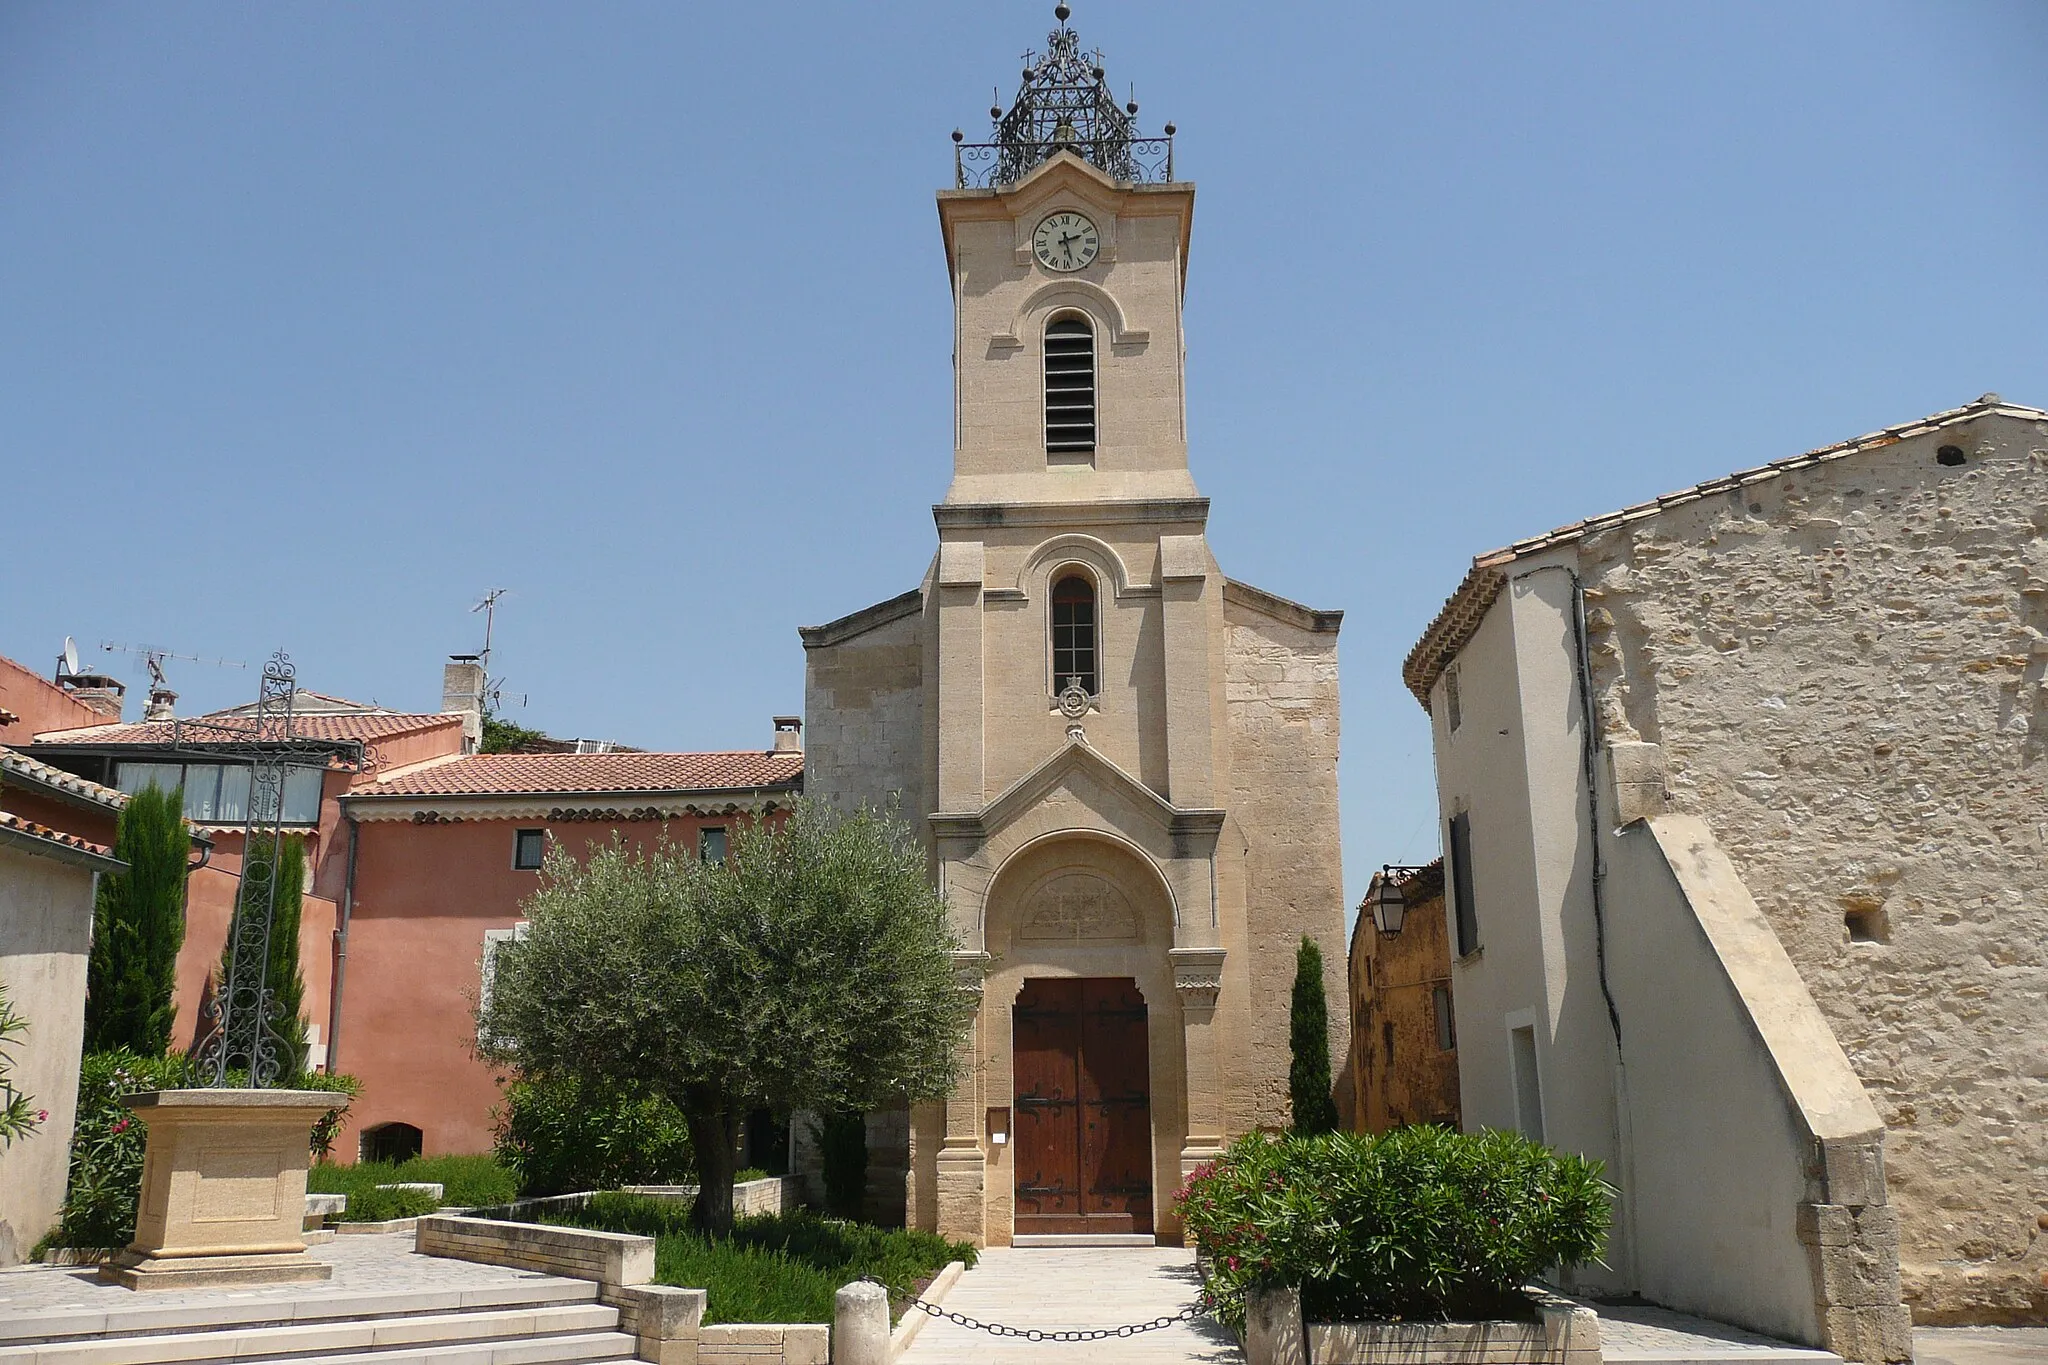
[1017,870,1140,943]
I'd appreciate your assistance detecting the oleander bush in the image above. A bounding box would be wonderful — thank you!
[39,1050,358,1253]
[493,1071,694,1196]
[541,1196,975,1324]
[1179,1125,1612,1328]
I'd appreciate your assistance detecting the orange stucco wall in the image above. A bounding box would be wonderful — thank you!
[332,811,773,1161]
[0,654,108,740]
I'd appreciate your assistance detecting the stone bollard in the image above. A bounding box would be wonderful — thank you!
[834,1280,892,1365]
[1245,1285,1307,1365]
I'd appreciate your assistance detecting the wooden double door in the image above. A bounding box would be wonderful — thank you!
[1012,977,1153,1235]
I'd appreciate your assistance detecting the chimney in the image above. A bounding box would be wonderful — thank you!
[144,686,179,722]
[60,673,126,722]
[443,655,486,754]
[773,716,803,754]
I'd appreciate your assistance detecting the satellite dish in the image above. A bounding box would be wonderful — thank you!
[62,637,79,676]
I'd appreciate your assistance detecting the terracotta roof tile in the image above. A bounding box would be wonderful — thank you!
[0,810,118,862]
[0,746,128,810]
[1402,396,2048,707]
[347,751,806,799]
[33,711,461,747]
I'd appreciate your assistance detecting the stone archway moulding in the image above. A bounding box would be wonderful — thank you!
[1014,533,1151,601]
[993,278,1150,351]
[980,826,1181,946]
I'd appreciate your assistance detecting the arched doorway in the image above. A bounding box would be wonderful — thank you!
[1013,977,1152,1234]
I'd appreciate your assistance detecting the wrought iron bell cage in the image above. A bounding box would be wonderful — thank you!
[953,5,1175,189]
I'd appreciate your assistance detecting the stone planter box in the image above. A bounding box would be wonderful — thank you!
[1247,1285,1603,1365]
[621,1176,804,1218]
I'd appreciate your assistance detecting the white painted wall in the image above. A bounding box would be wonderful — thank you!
[0,844,96,1265]
[1606,812,1885,1346]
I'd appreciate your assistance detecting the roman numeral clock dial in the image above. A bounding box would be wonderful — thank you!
[1033,211,1100,272]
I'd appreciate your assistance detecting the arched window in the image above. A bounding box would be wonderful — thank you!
[360,1121,423,1165]
[1044,314,1097,458]
[1051,573,1098,696]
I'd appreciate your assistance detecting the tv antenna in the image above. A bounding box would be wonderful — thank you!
[471,589,509,670]
[101,642,247,689]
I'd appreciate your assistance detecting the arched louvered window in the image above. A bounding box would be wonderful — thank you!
[1051,573,1099,696]
[1044,314,1097,458]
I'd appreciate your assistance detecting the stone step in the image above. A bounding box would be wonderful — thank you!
[0,1304,622,1365]
[0,1280,599,1349]
[1604,1353,1841,1365]
[256,1334,637,1365]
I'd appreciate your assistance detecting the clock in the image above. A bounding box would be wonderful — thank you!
[1033,211,1100,272]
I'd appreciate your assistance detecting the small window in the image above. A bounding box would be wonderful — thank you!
[1448,813,1479,957]
[479,922,531,1045]
[1050,574,1098,696]
[1433,986,1457,1052]
[700,827,728,865]
[1044,314,1096,457]
[1445,667,1463,733]
[513,829,545,870]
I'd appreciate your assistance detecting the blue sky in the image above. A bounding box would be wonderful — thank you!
[4,2,2044,912]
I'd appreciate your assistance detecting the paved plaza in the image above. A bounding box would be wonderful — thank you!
[895,1246,1241,1364]
[0,1232,588,1339]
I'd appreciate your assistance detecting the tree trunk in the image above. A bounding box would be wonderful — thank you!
[684,1089,738,1235]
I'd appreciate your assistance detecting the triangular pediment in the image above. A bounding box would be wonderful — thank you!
[932,739,1225,848]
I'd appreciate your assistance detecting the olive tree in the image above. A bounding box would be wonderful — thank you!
[477,800,970,1233]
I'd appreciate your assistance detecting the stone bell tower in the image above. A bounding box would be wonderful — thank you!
[801,5,1346,1247]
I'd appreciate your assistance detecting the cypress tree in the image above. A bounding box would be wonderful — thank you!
[1288,934,1340,1135]
[214,833,310,1077]
[84,784,190,1056]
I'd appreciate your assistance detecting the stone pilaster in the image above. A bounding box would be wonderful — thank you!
[1171,947,1228,1183]
[936,951,992,1247]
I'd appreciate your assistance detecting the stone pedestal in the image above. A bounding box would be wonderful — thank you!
[101,1089,337,1290]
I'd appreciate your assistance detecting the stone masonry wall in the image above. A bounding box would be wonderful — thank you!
[1571,413,2048,1323]
[1223,600,1348,1134]
[802,600,925,821]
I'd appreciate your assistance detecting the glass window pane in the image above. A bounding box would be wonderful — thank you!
[117,762,183,796]
[216,765,251,823]
[283,768,324,824]
[700,828,728,865]
[183,766,221,822]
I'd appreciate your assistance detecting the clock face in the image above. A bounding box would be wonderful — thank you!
[1033,212,1100,272]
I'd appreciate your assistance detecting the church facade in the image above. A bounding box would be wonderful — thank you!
[800,14,1346,1247]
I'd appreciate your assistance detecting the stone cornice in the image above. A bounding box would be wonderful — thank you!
[1222,579,1344,635]
[933,498,1209,531]
[798,588,924,650]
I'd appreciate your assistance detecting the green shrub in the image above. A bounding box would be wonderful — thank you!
[307,1154,519,1213]
[42,1050,194,1250]
[84,784,188,1058]
[1179,1126,1612,1327]
[338,1185,442,1223]
[541,1197,974,1324]
[1288,936,1339,1135]
[42,1051,358,1253]
[494,1072,693,1196]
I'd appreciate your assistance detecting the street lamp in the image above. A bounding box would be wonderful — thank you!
[1369,865,1411,937]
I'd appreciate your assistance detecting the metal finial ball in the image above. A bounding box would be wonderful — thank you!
[1092,66,1104,80]
[991,105,1003,119]
[952,129,964,143]
[1126,100,1138,115]
[1055,3,1071,22]
[1163,121,1176,135]
[1023,69,1034,81]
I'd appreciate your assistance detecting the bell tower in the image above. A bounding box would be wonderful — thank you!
[940,5,1193,507]
[799,4,1346,1249]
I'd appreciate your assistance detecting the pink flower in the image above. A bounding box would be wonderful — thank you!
[1227,1256,1241,1271]
[110,1117,131,1135]
[36,1109,48,1123]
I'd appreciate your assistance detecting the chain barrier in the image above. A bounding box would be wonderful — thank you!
[865,1277,1209,1344]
